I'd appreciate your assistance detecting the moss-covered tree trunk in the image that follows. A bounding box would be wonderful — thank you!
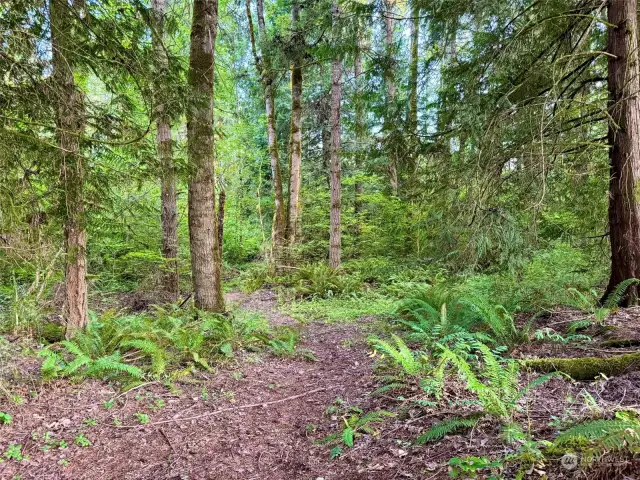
[50,0,88,338]
[151,0,179,299]
[286,0,303,252]
[186,0,224,312]
[604,0,640,305]
[329,0,342,269]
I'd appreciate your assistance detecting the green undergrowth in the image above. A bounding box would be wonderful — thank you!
[283,292,394,323]
[36,305,299,388]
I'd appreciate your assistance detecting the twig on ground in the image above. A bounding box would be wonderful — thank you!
[114,387,329,428]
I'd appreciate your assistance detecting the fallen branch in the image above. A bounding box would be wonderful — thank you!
[522,352,640,380]
[114,387,328,428]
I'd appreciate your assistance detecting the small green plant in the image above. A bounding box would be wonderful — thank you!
[267,328,298,356]
[74,434,91,447]
[83,418,97,427]
[534,327,591,344]
[317,404,395,456]
[104,399,115,409]
[58,458,70,467]
[448,455,503,479]
[0,411,12,424]
[135,412,150,424]
[3,444,24,461]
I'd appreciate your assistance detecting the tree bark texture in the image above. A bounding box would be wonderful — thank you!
[187,0,225,312]
[286,0,303,249]
[605,0,640,305]
[151,0,179,298]
[50,0,88,337]
[354,41,364,230]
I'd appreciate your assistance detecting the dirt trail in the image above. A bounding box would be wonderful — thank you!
[0,291,385,480]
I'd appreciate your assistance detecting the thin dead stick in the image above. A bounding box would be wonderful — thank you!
[114,387,328,428]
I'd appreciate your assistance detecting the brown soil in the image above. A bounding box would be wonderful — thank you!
[0,291,382,479]
[3,293,640,480]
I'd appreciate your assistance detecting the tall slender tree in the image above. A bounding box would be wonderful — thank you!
[407,1,419,135]
[329,0,342,269]
[353,38,364,227]
[151,0,179,298]
[186,0,224,312]
[286,0,303,249]
[50,0,88,337]
[382,0,398,195]
[604,0,640,305]
[246,0,286,266]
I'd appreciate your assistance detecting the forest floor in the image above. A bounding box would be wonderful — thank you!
[0,290,393,480]
[3,291,640,479]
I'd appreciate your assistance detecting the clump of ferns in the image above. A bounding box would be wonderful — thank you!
[38,307,274,384]
[548,409,640,467]
[414,343,559,445]
[394,291,523,349]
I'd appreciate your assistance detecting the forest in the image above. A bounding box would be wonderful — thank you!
[2,0,640,478]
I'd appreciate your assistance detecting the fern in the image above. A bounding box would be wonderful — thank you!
[603,278,640,308]
[371,334,425,375]
[85,352,144,379]
[120,339,167,376]
[459,296,518,345]
[554,414,640,452]
[415,415,481,444]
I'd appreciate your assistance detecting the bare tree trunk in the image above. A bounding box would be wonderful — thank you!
[50,0,88,338]
[187,0,224,312]
[383,0,398,195]
[286,0,303,249]
[151,0,179,299]
[315,95,331,188]
[217,188,225,255]
[604,0,640,305]
[246,0,286,266]
[353,41,364,232]
[329,0,342,269]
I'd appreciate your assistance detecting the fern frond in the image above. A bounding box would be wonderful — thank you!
[604,278,640,308]
[85,353,144,379]
[371,334,424,375]
[554,418,640,448]
[415,415,481,444]
[121,339,167,376]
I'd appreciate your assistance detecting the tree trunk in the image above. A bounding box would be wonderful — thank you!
[217,188,226,255]
[315,95,332,188]
[383,0,398,195]
[353,41,364,232]
[408,1,419,134]
[329,0,342,269]
[247,0,286,267]
[186,0,224,312]
[604,0,640,306]
[286,0,303,249]
[151,0,179,299]
[50,0,88,338]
